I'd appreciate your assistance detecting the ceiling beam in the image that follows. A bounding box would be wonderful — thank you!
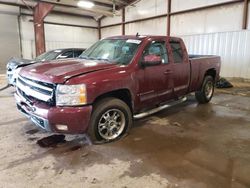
[37,0,116,9]
[33,0,115,16]
[0,1,95,19]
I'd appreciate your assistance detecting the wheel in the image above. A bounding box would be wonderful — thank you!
[88,97,132,144]
[195,75,214,104]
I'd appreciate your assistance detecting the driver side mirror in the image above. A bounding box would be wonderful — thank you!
[141,54,162,66]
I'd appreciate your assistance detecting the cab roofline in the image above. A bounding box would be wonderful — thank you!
[104,35,178,40]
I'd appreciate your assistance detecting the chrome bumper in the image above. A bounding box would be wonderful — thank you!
[15,93,51,132]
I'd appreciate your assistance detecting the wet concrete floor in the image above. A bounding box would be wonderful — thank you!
[0,85,250,188]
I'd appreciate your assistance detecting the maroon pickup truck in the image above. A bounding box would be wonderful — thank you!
[15,35,221,143]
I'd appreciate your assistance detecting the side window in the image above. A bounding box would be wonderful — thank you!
[170,41,183,63]
[143,41,168,64]
[57,51,73,59]
[74,50,84,58]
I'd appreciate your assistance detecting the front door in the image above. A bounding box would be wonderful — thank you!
[138,39,173,109]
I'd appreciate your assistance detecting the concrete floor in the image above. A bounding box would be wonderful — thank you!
[0,80,250,188]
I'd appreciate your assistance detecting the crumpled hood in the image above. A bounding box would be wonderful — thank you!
[7,57,32,68]
[19,59,117,83]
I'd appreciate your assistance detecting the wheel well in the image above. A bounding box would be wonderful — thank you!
[93,89,133,110]
[205,69,216,79]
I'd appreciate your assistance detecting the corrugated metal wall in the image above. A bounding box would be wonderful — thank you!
[20,13,98,59]
[101,26,122,38]
[100,0,250,79]
[0,5,20,73]
[181,30,250,79]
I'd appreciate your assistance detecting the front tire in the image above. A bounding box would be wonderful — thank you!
[195,75,214,104]
[88,97,132,144]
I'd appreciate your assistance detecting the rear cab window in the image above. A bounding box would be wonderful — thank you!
[57,50,74,59]
[74,50,84,58]
[170,41,183,63]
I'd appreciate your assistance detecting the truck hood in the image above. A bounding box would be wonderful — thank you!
[20,59,117,84]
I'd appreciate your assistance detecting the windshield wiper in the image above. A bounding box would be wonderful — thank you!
[96,57,109,61]
[80,56,113,63]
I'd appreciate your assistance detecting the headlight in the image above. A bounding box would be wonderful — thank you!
[56,84,87,106]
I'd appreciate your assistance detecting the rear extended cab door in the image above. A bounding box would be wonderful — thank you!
[169,38,191,97]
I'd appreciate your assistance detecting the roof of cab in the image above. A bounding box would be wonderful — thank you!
[105,35,180,41]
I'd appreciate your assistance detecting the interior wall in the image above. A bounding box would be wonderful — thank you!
[0,5,20,73]
[101,26,122,38]
[182,30,250,79]
[125,17,167,35]
[125,0,167,21]
[171,0,237,12]
[20,13,98,59]
[100,0,250,79]
[101,10,122,26]
[171,4,243,36]
[45,25,98,51]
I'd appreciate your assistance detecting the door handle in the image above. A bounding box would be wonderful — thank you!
[164,70,173,75]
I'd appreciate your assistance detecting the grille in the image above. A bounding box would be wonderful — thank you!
[16,76,55,104]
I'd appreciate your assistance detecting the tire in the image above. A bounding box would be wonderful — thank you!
[87,97,132,144]
[195,75,215,104]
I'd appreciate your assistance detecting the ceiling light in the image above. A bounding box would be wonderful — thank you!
[77,1,95,9]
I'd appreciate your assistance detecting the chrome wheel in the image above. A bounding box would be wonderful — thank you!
[205,80,213,99]
[98,109,126,140]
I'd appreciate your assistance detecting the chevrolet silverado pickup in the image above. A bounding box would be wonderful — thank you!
[15,35,221,143]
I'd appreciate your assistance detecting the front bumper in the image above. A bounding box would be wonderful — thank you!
[15,92,92,134]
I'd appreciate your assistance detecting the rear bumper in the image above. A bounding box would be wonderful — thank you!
[15,92,92,134]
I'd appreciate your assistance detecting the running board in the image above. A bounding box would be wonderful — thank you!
[133,97,187,119]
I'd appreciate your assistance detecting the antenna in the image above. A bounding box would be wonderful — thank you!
[136,32,140,37]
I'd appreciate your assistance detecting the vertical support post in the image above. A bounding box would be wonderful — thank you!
[98,19,101,39]
[122,8,125,35]
[34,2,54,56]
[167,0,171,36]
[243,0,249,29]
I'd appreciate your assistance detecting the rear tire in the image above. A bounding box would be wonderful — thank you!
[87,97,132,144]
[195,75,214,104]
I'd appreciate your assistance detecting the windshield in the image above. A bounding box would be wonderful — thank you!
[35,50,61,61]
[80,39,141,65]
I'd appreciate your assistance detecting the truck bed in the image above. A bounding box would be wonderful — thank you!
[188,54,221,92]
[189,54,219,59]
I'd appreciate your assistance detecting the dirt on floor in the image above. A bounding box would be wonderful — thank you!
[215,78,250,97]
[0,78,250,188]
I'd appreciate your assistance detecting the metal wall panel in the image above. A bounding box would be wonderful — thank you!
[181,30,250,79]
[20,15,98,59]
[101,25,122,38]
[171,4,243,36]
[125,17,167,35]
[44,14,98,27]
[0,5,20,73]
[102,10,122,26]
[44,24,97,48]
[171,0,236,12]
[125,0,167,22]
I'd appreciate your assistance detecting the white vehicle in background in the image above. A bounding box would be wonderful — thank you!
[6,48,85,86]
